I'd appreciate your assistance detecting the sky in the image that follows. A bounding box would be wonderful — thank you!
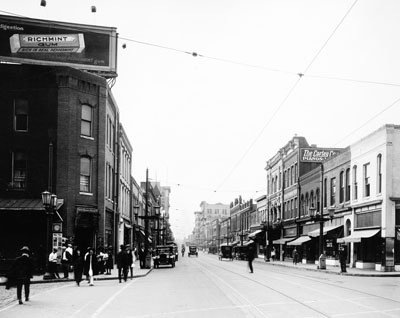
[2,0,400,240]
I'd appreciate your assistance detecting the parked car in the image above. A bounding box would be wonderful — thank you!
[219,243,234,261]
[188,245,198,257]
[153,245,175,268]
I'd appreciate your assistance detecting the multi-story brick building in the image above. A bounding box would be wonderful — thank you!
[0,64,128,269]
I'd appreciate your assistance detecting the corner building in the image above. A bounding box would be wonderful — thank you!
[0,64,122,267]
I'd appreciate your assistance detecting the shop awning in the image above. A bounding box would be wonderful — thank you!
[248,229,263,239]
[287,236,311,246]
[242,240,254,246]
[272,237,295,245]
[338,229,380,243]
[308,224,343,237]
[231,240,240,246]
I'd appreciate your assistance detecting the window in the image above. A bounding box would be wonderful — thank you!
[353,165,358,200]
[339,171,344,203]
[323,178,327,207]
[364,163,370,197]
[330,177,336,206]
[377,154,382,194]
[310,190,314,210]
[12,151,27,189]
[290,167,294,185]
[81,104,93,137]
[316,189,320,212]
[345,168,350,201]
[14,99,29,132]
[80,156,91,192]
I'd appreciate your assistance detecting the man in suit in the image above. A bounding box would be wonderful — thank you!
[7,246,34,305]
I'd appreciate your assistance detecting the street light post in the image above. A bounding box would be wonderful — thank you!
[309,206,335,269]
[41,190,57,279]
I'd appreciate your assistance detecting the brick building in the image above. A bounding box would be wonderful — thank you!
[0,64,123,269]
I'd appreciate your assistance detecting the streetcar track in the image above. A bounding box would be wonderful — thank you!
[195,258,331,318]
[193,256,400,318]
[212,256,400,305]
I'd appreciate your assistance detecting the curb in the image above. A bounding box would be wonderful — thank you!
[257,259,400,277]
[0,268,153,286]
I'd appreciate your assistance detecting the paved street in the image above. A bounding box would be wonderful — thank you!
[1,254,400,317]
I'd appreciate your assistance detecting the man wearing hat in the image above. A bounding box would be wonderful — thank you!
[6,246,34,305]
[116,244,130,283]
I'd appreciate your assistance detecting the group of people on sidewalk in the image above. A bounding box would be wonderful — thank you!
[5,244,138,305]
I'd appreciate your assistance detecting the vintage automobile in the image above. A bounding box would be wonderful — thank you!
[219,243,234,261]
[233,245,248,260]
[188,245,198,257]
[153,245,176,268]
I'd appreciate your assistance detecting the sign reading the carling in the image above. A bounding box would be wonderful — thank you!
[300,148,341,163]
[0,14,117,77]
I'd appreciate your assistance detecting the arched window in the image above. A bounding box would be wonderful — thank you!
[310,190,314,210]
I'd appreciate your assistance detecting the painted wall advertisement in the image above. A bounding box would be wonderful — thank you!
[300,148,342,163]
[0,14,117,77]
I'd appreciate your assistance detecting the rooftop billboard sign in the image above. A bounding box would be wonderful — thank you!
[300,148,342,163]
[0,14,117,77]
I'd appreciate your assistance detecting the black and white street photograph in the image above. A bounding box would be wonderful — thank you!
[1,1,400,317]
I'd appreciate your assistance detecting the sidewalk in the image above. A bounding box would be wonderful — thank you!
[0,261,152,286]
[254,258,400,277]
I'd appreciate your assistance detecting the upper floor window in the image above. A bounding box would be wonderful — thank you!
[14,99,29,132]
[377,154,382,194]
[363,163,370,197]
[353,165,358,200]
[12,151,27,189]
[81,104,93,137]
[330,177,336,206]
[345,168,350,201]
[323,178,327,207]
[290,166,294,185]
[80,156,92,193]
[339,171,345,203]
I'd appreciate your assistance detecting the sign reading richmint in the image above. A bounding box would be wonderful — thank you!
[300,148,341,163]
[0,14,117,77]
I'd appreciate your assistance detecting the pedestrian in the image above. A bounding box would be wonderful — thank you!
[292,248,299,265]
[271,247,276,261]
[84,247,98,286]
[138,244,145,269]
[48,247,60,279]
[127,247,136,279]
[247,242,255,273]
[96,247,105,274]
[61,244,73,278]
[72,247,84,286]
[6,246,34,305]
[339,246,347,273]
[116,245,130,283]
[105,247,113,274]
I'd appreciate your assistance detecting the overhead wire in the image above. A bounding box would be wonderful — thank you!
[213,0,359,192]
[333,95,400,147]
